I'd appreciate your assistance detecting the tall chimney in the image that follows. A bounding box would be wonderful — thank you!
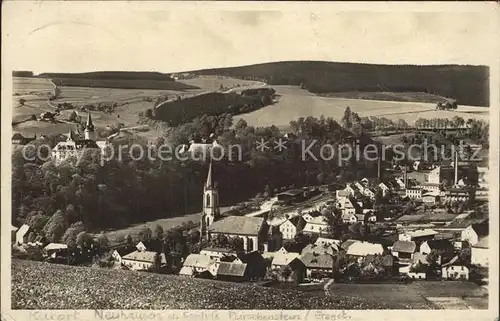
[454,149,459,186]
[404,166,408,189]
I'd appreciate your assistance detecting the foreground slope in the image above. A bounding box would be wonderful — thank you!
[13,259,405,309]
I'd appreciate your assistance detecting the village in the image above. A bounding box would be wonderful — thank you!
[11,147,490,292]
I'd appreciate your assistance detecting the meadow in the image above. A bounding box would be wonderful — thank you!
[237,86,490,131]
[12,259,395,309]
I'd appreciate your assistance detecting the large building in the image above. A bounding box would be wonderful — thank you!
[51,113,108,164]
[200,161,220,237]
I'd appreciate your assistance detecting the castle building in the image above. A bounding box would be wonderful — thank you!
[200,161,220,238]
[52,112,108,164]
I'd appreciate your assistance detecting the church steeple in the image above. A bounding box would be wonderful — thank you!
[84,112,96,140]
[200,161,219,238]
[67,126,75,141]
[205,160,213,189]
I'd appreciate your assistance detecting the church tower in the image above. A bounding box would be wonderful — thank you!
[84,112,96,141]
[200,161,219,238]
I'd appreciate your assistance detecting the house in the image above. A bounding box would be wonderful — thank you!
[395,178,406,190]
[111,246,135,264]
[461,222,488,246]
[121,251,167,271]
[420,239,454,261]
[412,252,429,266]
[336,189,351,199]
[276,189,304,204]
[315,237,341,247]
[214,261,248,282]
[421,193,439,204]
[135,241,148,252]
[346,241,384,257]
[391,241,416,261]
[471,236,488,266]
[12,133,36,145]
[354,182,365,193]
[199,247,236,260]
[299,253,335,280]
[442,256,469,280]
[398,229,438,243]
[207,216,268,252]
[15,224,31,245]
[342,213,375,225]
[180,253,216,276]
[337,197,356,216]
[271,252,301,269]
[417,182,442,193]
[360,177,370,185]
[405,188,423,199]
[301,243,337,256]
[445,188,474,203]
[302,211,322,222]
[344,185,357,197]
[302,216,329,235]
[43,243,68,257]
[237,250,268,280]
[363,188,376,200]
[378,182,391,196]
[279,216,306,240]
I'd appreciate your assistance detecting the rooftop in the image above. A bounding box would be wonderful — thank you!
[473,236,489,249]
[183,254,215,269]
[216,262,247,277]
[392,240,416,253]
[346,241,384,256]
[271,252,300,266]
[299,253,334,269]
[208,216,265,236]
[122,251,166,264]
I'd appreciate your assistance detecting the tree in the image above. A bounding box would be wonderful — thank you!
[76,231,93,249]
[145,109,153,119]
[27,232,36,243]
[68,111,78,122]
[43,210,66,242]
[279,265,293,281]
[95,233,109,251]
[138,226,153,242]
[341,107,353,129]
[19,98,26,106]
[154,224,164,240]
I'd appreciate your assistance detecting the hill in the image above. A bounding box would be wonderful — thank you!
[37,71,176,81]
[190,61,489,107]
[154,88,275,125]
[12,259,395,309]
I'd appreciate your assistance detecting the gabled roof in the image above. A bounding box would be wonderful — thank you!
[216,262,247,277]
[299,253,334,269]
[364,254,394,267]
[271,252,300,266]
[208,216,264,236]
[341,239,357,251]
[16,224,30,237]
[407,229,438,238]
[303,211,322,218]
[11,225,18,232]
[183,254,214,269]
[315,237,341,247]
[392,240,416,253]
[301,243,337,256]
[346,241,384,256]
[442,255,468,267]
[122,251,166,264]
[413,252,429,265]
[43,243,68,251]
[423,239,453,251]
[287,215,305,228]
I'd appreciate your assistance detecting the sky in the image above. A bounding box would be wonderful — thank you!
[2,2,499,74]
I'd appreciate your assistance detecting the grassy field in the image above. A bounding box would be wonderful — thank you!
[328,282,488,309]
[12,259,397,309]
[238,86,490,131]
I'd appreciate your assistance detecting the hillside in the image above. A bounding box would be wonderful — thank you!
[154,88,275,125]
[11,259,399,309]
[37,71,176,81]
[190,61,489,107]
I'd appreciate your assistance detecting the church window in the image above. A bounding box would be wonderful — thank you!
[206,194,211,207]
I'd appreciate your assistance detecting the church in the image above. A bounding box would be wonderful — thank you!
[51,112,108,164]
[200,162,269,252]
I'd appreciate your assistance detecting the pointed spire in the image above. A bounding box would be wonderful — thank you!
[86,112,94,131]
[67,126,75,141]
[205,160,213,188]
